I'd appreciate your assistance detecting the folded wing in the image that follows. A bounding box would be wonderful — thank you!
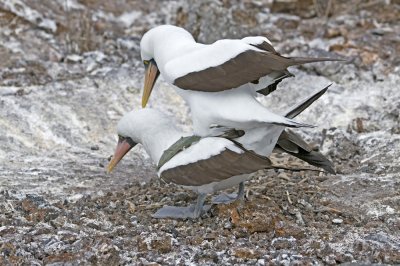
[159,138,272,187]
[172,39,342,92]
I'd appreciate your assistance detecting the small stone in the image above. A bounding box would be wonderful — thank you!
[360,51,379,66]
[223,221,232,229]
[90,145,99,150]
[151,236,172,253]
[137,238,149,252]
[332,218,343,224]
[126,201,136,213]
[204,233,216,240]
[65,54,83,63]
[272,238,295,250]
[324,27,341,38]
[257,259,265,265]
[233,248,260,259]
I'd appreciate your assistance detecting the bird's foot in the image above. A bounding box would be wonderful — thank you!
[152,193,209,219]
[211,193,239,204]
[152,204,211,219]
[212,182,246,205]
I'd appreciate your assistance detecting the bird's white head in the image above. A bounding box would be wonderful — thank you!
[107,108,170,173]
[116,108,170,142]
[140,25,194,108]
[140,25,192,62]
[140,29,155,63]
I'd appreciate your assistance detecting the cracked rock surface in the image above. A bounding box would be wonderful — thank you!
[0,0,399,264]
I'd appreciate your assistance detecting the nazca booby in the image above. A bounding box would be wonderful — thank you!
[139,25,343,155]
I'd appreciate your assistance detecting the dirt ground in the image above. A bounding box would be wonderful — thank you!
[0,0,399,265]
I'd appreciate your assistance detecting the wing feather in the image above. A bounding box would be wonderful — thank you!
[174,47,341,92]
[160,148,272,186]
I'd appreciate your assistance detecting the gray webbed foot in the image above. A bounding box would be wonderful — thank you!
[211,193,239,204]
[152,204,211,219]
[152,193,209,219]
[211,182,245,204]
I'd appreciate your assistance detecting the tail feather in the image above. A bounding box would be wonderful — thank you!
[277,130,311,152]
[276,130,335,174]
[272,118,315,129]
[275,86,336,174]
[283,148,336,174]
[288,56,347,66]
[284,84,331,119]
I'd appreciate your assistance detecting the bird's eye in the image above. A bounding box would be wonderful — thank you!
[143,60,149,65]
[117,135,125,143]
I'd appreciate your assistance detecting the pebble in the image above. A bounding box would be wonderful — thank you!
[332,218,343,224]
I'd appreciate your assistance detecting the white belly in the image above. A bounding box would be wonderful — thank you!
[176,86,285,156]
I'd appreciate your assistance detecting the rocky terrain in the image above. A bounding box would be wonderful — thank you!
[0,0,399,264]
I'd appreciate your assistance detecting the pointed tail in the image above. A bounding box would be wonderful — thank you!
[271,118,315,129]
[283,148,336,174]
[276,130,335,174]
[288,56,347,66]
[284,84,331,119]
[276,86,335,173]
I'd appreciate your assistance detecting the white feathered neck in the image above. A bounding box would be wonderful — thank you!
[117,109,186,164]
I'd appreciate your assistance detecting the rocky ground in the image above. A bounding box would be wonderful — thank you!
[0,0,399,265]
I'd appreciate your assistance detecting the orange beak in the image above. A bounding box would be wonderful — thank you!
[107,136,136,173]
[142,59,160,108]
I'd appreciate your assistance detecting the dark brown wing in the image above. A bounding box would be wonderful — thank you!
[250,41,278,53]
[174,49,340,92]
[249,41,293,96]
[160,149,272,187]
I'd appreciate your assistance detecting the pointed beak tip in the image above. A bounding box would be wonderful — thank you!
[106,163,114,174]
[106,156,119,174]
[141,61,159,109]
[107,138,135,174]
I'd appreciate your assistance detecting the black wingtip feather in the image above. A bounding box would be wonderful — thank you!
[289,57,347,66]
[284,84,332,119]
[297,150,336,174]
[280,148,336,174]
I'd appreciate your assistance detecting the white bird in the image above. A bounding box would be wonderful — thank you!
[107,87,334,219]
[139,25,342,156]
[107,108,274,219]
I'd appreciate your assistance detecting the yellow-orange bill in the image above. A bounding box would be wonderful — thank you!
[107,137,135,173]
[142,61,160,108]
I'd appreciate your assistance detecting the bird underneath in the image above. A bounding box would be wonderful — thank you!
[107,108,275,219]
